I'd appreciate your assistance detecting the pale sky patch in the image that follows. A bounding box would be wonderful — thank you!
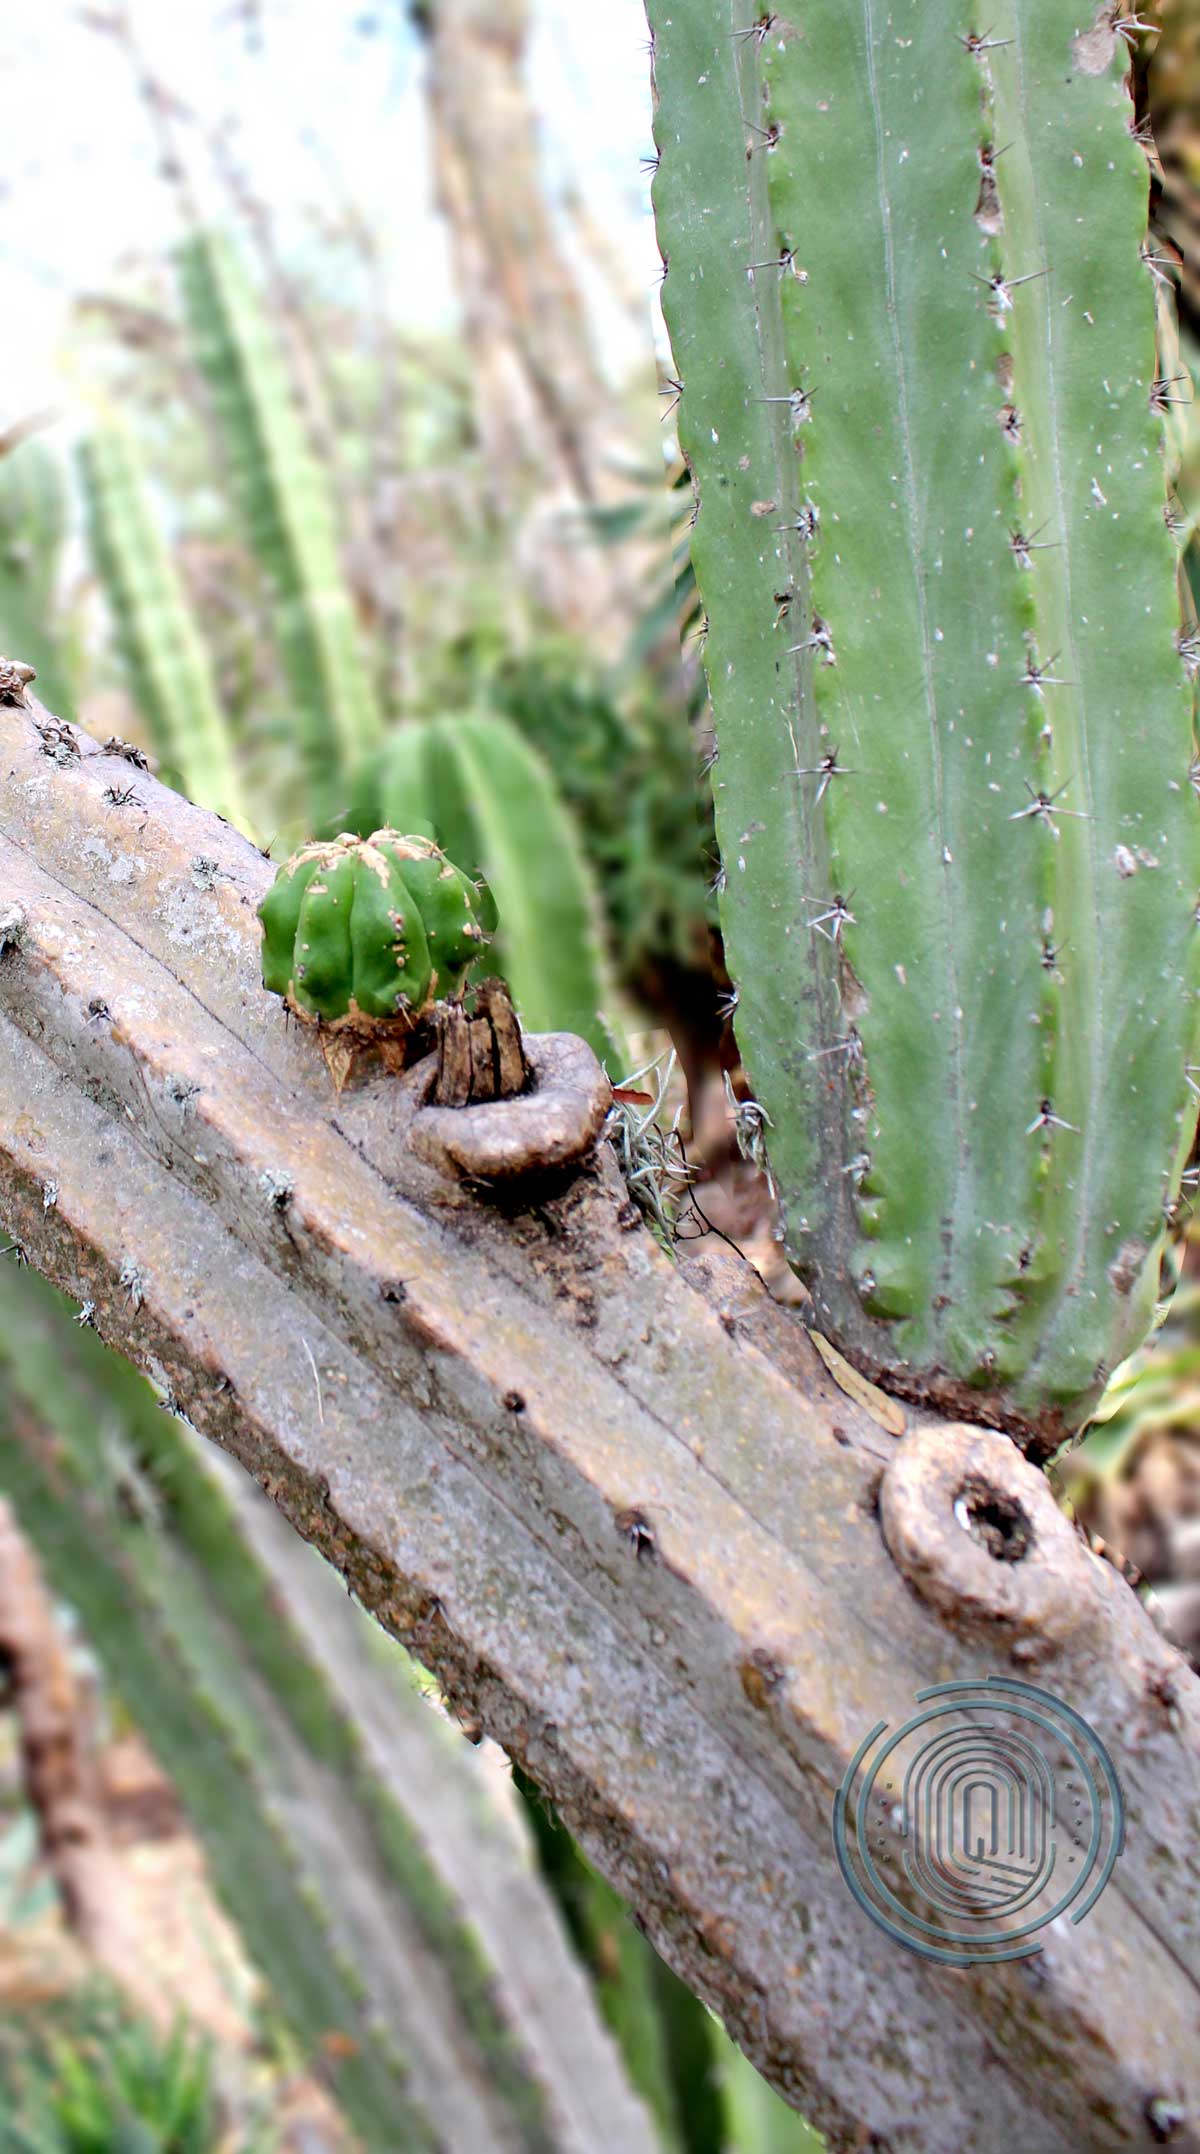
[0,0,660,427]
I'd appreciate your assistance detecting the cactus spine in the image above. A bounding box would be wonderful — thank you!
[648,2,1200,1447]
[177,231,383,811]
[346,714,627,1070]
[78,426,249,830]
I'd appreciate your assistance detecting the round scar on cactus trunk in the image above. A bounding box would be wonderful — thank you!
[258,828,496,1090]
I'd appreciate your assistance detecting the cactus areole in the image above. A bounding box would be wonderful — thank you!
[648,2,1200,1453]
[258,830,495,1050]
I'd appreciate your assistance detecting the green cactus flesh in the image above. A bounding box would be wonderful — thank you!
[260,828,492,1029]
[648,1,1200,1444]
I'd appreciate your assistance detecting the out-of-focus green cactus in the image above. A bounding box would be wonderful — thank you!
[259,827,493,1054]
[0,1275,443,2148]
[345,714,626,1070]
[648,2,1200,1451]
[177,230,382,813]
[488,650,714,986]
[514,1761,822,2154]
[78,425,250,830]
[0,1266,656,2154]
[515,1764,719,2154]
[0,436,76,720]
[1,1995,224,2154]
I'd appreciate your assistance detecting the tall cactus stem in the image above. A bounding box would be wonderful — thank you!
[648,0,1200,1446]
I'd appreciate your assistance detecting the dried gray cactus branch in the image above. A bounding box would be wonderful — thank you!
[0,698,1198,2152]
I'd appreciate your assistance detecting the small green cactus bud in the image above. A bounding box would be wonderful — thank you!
[258,829,495,1056]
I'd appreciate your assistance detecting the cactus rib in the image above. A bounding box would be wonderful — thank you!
[984,4,1199,1408]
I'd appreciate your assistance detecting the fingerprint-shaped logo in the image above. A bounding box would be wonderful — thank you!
[832,1677,1124,1965]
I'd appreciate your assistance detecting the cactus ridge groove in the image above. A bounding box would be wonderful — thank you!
[861,0,967,1346]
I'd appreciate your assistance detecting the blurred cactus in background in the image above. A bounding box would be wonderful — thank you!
[0,430,76,722]
[488,651,715,1004]
[178,230,385,818]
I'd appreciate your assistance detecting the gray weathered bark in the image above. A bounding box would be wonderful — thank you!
[0,695,1198,2152]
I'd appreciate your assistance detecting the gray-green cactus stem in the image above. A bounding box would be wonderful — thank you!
[648,0,1200,1444]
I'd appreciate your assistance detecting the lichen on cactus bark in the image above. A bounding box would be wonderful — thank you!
[648,1,1200,1452]
[259,829,495,1083]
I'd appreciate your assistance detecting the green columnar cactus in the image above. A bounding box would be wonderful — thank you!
[345,714,627,1070]
[0,436,76,720]
[259,828,494,1070]
[78,427,250,830]
[648,2,1200,1450]
[177,231,383,812]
